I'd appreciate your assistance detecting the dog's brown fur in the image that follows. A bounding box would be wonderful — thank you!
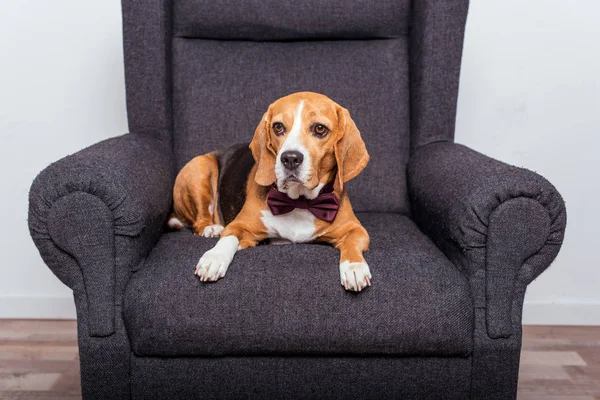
[172,92,372,291]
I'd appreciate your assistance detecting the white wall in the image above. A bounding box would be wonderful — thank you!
[456,0,600,324]
[0,1,127,318]
[0,1,598,323]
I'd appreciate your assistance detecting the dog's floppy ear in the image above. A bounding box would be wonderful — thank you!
[249,109,277,186]
[334,106,369,192]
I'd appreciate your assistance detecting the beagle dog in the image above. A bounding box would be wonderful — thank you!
[169,92,372,292]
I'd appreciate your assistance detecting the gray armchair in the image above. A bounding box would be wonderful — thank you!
[28,1,566,399]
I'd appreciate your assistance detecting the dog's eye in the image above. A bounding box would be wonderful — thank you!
[272,122,286,136]
[313,124,329,138]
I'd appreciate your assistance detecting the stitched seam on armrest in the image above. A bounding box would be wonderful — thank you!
[461,196,563,283]
[462,195,560,251]
[49,189,143,238]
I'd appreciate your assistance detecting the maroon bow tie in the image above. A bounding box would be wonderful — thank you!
[267,182,339,222]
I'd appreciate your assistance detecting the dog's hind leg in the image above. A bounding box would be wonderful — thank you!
[172,153,223,237]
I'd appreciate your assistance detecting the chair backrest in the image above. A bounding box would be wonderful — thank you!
[122,0,469,214]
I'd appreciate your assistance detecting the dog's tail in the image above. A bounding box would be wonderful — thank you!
[166,213,186,231]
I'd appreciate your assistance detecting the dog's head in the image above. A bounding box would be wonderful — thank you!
[250,92,369,198]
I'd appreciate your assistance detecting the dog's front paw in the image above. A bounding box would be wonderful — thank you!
[195,250,231,282]
[340,261,372,292]
[202,224,224,238]
[195,236,239,283]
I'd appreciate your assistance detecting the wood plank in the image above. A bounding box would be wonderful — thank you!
[0,373,61,391]
[0,321,599,398]
[521,351,587,366]
[0,344,78,361]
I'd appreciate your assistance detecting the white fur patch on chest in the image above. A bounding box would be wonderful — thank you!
[261,209,316,243]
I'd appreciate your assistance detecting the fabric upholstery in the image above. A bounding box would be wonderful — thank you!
[26,0,570,398]
[124,213,473,357]
[48,193,116,336]
[28,134,176,336]
[122,0,173,141]
[408,142,566,337]
[173,0,411,40]
[485,198,550,338]
[74,295,131,400]
[408,142,566,277]
[173,38,411,213]
[131,354,471,400]
[471,303,522,399]
[409,0,470,152]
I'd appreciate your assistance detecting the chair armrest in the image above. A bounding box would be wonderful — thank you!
[407,142,566,338]
[28,134,176,336]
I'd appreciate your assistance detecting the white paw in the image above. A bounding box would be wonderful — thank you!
[195,250,230,282]
[340,261,372,292]
[202,224,224,238]
[194,236,239,282]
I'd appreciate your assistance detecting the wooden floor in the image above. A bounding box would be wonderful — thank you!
[0,321,599,399]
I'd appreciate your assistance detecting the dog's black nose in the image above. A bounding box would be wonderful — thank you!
[280,150,304,170]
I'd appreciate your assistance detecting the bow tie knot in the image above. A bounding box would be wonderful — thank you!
[266,183,339,222]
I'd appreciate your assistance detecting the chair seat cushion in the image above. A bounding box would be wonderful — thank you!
[123,213,473,357]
